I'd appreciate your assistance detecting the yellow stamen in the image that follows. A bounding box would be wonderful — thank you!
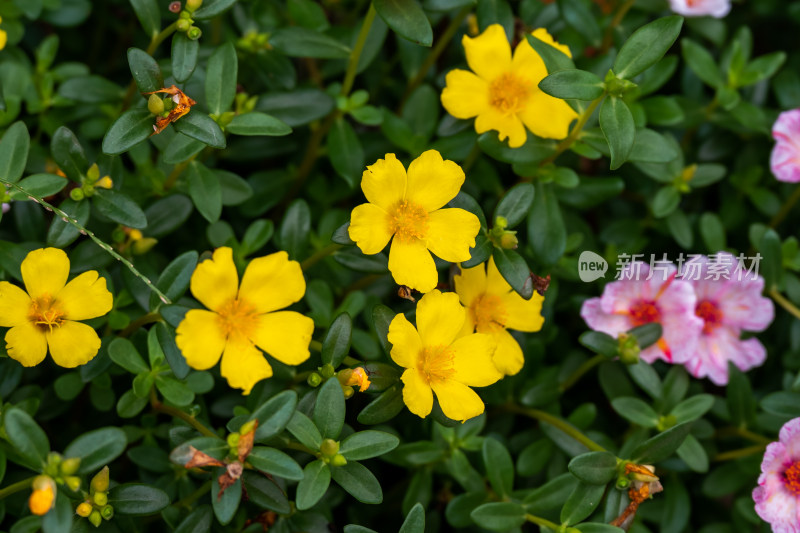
[470,293,507,334]
[489,73,531,115]
[388,200,429,243]
[417,345,456,385]
[28,295,65,333]
[216,298,258,339]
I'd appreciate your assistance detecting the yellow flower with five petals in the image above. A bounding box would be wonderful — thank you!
[441,24,578,148]
[388,290,501,422]
[348,150,480,293]
[176,247,314,394]
[0,16,6,51]
[0,248,112,368]
[454,257,545,376]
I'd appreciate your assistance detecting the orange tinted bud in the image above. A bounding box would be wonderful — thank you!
[29,477,56,516]
[76,502,92,517]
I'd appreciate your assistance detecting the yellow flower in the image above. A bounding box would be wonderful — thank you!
[387,290,501,422]
[441,24,579,148]
[0,16,6,51]
[0,248,112,368]
[29,476,56,516]
[348,150,481,293]
[454,257,544,376]
[339,367,371,391]
[175,247,314,394]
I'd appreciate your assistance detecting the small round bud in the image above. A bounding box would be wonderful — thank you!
[179,10,192,18]
[320,363,335,379]
[89,510,102,528]
[76,502,92,518]
[60,457,81,475]
[132,237,158,255]
[227,433,240,448]
[307,372,322,387]
[330,454,347,467]
[239,420,256,435]
[86,163,100,182]
[615,477,630,490]
[176,18,191,32]
[320,438,339,457]
[148,93,165,115]
[617,333,641,365]
[494,215,508,229]
[169,1,182,13]
[95,176,113,190]
[90,466,110,493]
[65,476,81,492]
[69,189,85,204]
[81,183,95,198]
[343,385,354,399]
[29,476,56,516]
[187,26,202,40]
[101,505,115,520]
[128,229,143,241]
[500,231,518,250]
[93,491,108,507]
[185,0,203,12]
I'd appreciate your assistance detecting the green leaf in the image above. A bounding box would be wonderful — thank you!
[155,376,194,406]
[248,447,304,480]
[50,127,87,182]
[340,431,400,460]
[269,27,351,59]
[130,0,160,38]
[117,390,149,418]
[4,407,49,469]
[374,0,433,47]
[726,364,755,427]
[681,38,723,88]
[528,181,566,265]
[761,391,800,418]
[280,199,311,259]
[653,187,680,219]
[0,121,30,184]
[576,524,625,533]
[42,492,72,533]
[470,502,526,531]
[150,251,198,310]
[599,96,635,170]
[172,32,199,83]
[287,411,323,450]
[494,182,534,228]
[186,161,222,223]
[561,481,606,526]
[58,75,123,103]
[93,189,148,229]
[156,322,191,379]
[739,51,786,87]
[614,16,684,79]
[328,118,364,188]
[315,377,346,439]
[163,134,206,164]
[322,312,352,368]
[628,323,662,350]
[192,0,238,19]
[524,33,576,73]
[578,331,618,358]
[206,42,237,115]
[331,461,383,503]
[399,503,426,533]
[357,384,405,424]
[760,228,782,290]
[226,112,292,137]
[539,69,605,101]
[670,394,714,423]
[568,452,618,485]
[108,338,149,374]
[611,397,659,427]
[296,460,331,510]
[240,219,273,253]
[492,247,532,299]
[174,505,212,533]
[251,390,298,441]
[63,427,127,474]
[9,174,68,200]
[127,47,163,93]
[676,434,708,473]
[699,212,726,252]
[173,111,226,149]
[482,437,513,498]
[211,473,241,525]
[102,108,153,155]
[109,484,170,515]
[632,421,693,464]
[628,129,679,164]
[242,472,291,513]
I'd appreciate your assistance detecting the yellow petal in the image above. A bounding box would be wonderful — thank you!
[401,369,433,418]
[0,281,31,327]
[501,290,545,332]
[454,262,487,309]
[493,328,525,376]
[349,203,393,255]
[416,290,464,347]
[5,322,47,367]
[458,311,476,338]
[220,335,273,395]
[518,90,578,140]
[462,24,512,81]
[0,30,7,52]
[21,248,69,300]
[510,35,548,81]
[361,153,407,210]
[485,255,511,295]
[190,247,239,313]
[239,251,305,314]
[431,380,484,422]
[406,150,465,212]
[56,271,113,321]
[387,313,422,369]
[450,332,502,386]
[176,309,226,370]
[426,208,480,263]
[388,238,438,293]
[46,320,102,368]
[530,28,572,58]
[441,69,490,119]
[251,311,313,366]
[475,108,527,148]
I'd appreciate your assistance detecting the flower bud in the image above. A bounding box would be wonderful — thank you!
[239,420,256,435]
[185,0,203,11]
[95,176,113,189]
[69,187,85,201]
[89,510,102,528]
[176,18,191,32]
[148,93,165,115]
[330,454,347,467]
[617,333,641,365]
[307,372,322,387]
[65,476,82,492]
[227,432,240,448]
[132,237,158,255]
[128,229,143,241]
[494,215,508,230]
[90,466,110,493]
[615,476,630,490]
[342,385,354,399]
[187,26,202,40]
[29,476,56,516]
[76,502,92,517]
[179,10,192,18]
[101,505,114,520]
[320,363,335,379]
[320,438,339,457]
[60,457,81,475]
[86,163,100,182]
[93,491,108,507]
[82,183,95,198]
[500,231,518,250]
[169,1,182,13]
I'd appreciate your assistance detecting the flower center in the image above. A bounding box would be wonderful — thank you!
[28,295,65,333]
[784,461,800,495]
[216,298,258,340]
[695,300,724,334]
[388,200,429,243]
[489,73,530,115]
[470,293,507,334]
[629,300,661,327]
[417,345,456,385]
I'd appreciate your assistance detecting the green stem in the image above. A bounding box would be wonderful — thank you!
[770,185,800,228]
[341,4,377,96]
[174,480,212,509]
[163,152,199,190]
[599,0,635,54]
[0,178,171,305]
[770,289,800,322]
[0,476,37,500]
[310,340,322,352]
[283,440,318,456]
[150,387,217,438]
[505,404,607,453]
[525,513,560,532]
[559,354,605,392]
[539,96,603,167]
[398,4,472,112]
[119,312,161,338]
[713,444,767,462]
[301,243,343,270]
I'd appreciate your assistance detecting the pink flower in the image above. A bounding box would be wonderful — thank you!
[678,253,774,385]
[753,417,800,532]
[580,261,703,364]
[668,0,731,17]
[771,109,800,183]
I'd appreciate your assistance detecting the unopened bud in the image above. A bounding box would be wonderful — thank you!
[494,215,508,230]
[148,93,165,115]
[187,26,202,40]
[500,231,518,250]
[95,176,113,189]
[76,502,92,517]
[185,0,203,11]
[615,477,630,490]
[168,1,182,13]
[307,372,322,387]
[60,457,81,475]
[90,466,110,493]
[69,188,84,202]
[29,476,56,516]
[89,510,102,527]
[320,438,339,457]
[239,420,256,435]
[65,476,81,492]
[86,163,100,182]
[101,505,114,520]
[128,229,143,241]
[227,433,240,448]
[320,363,335,379]
[93,491,108,507]
[617,333,641,365]
[176,18,191,32]
[132,237,158,254]
[330,454,347,467]
[343,385,354,399]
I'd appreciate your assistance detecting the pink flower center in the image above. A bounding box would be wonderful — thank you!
[695,300,723,334]
[629,300,660,327]
[784,462,800,495]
